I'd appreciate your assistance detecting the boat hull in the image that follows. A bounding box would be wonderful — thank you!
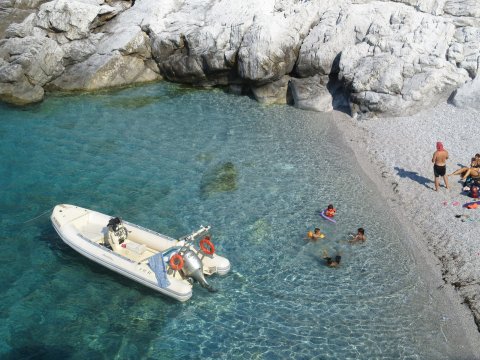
[51,204,230,302]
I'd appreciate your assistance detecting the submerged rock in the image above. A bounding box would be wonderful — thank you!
[200,162,237,197]
[248,218,271,244]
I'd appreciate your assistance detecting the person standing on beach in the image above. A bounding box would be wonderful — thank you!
[432,141,449,191]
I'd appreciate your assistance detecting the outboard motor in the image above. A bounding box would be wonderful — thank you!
[181,250,216,292]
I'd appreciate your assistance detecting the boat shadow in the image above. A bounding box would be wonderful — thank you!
[39,226,179,303]
[393,166,434,190]
[1,345,74,360]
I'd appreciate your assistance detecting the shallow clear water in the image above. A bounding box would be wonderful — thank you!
[0,83,463,359]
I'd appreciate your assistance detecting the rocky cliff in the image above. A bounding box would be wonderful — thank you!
[0,0,479,116]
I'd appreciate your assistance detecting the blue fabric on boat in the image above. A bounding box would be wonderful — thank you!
[148,253,170,288]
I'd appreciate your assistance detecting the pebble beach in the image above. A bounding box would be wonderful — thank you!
[334,102,480,344]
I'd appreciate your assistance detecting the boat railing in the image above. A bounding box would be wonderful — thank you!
[179,225,211,243]
[176,225,211,254]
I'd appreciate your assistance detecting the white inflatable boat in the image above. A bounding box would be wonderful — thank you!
[50,204,230,302]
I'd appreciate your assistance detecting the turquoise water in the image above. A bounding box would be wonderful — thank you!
[0,83,468,359]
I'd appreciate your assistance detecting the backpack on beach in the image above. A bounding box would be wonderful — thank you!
[471,185,479,199]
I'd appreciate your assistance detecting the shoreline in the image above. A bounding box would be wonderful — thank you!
[332,104,480,355]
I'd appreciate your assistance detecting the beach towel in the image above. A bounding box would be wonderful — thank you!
[148,253,170,288]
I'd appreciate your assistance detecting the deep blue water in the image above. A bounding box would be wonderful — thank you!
[0,83,470,359]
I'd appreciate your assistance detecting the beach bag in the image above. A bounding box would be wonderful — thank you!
[471,186,479,199]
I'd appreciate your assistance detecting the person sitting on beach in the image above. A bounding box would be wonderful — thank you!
[461,153,480,180]
[349,228,366,244]
[448,155,479,180]
[307,228,325,241]
[324,204,336,218]
[322,249,341,268]
[432,141,449,191]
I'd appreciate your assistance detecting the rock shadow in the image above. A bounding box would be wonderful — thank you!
[394,166,434,189]
[326,53,352,116]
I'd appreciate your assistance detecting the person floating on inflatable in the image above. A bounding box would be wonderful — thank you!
[324,204,336,218]
[307,228,325,241]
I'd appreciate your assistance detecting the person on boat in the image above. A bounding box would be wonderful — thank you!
[322,249,341,267]
[432,141,449,191]
[349,228,366,244]
[306,228,325,241]
[324,204,336,218]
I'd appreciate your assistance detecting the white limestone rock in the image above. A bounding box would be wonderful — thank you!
[34,0,102,41]
[63,23,160,89]
[0,35,64,85]
[0,78,44,104]
[4,13,35,38]
[49,52,159,91]
[149,0,260,85]
[448,26,480,78]
[0,55,44,103]
[251,75,290,105]
[60,34,103,66]
[150,0,332,85]
[296,3,368,78]
[0,58,22,82]
[288,75,333,112]
[0,0,479,116]
[237,1,328,83]
[12,0,46,9]
[338,2,470,116]
[451,75,480,110]
[0,0,164,103]
[49,0,168,89]
[370,0,446,15]
[443,0,480,17]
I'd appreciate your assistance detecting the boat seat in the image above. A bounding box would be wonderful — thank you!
[80,225,107,244]
[118,246,156,263]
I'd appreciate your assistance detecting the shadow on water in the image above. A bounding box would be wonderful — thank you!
[99,83,197,110]
[3,345,74,360]
[34,82,199,111]
[38,224,73,260]
[0,100,44,113]
[40,222,181,303]
[394,166,434,189]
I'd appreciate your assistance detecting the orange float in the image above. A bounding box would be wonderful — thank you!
[199,236,215,255]
[169,253,184,271]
